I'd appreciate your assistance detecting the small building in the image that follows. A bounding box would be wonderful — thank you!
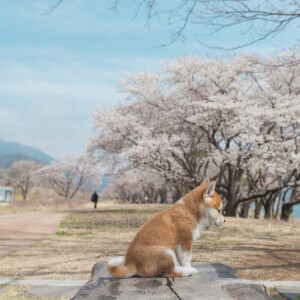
[0,187,14,203]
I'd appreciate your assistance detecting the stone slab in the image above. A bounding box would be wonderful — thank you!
[0,287,5,294]
[276,286,300,300]
[26,286,80,298]
[71,262,273,300]
[3,278,298,287]
[222,283,270,300]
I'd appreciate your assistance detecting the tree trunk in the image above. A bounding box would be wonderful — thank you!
[240,201,251,218]
[66,193,72,207]
[172,193,180,203]
[264,192,278,219]
[274,197,281,220]
[281,203,293,221]
[225,200,237,216]
[224,163,244,217]
[264,201,272,219]
[21,187,27,202]
[160,194,166,203]
[254,200,263,219]
[271,201,275,219]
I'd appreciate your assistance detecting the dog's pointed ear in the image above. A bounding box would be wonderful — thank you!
[205,181,215,197]
[200,178,210,190]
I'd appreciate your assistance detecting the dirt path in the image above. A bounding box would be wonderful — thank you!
[0,211,68,256]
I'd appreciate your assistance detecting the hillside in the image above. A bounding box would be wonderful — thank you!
[0,154,37,169]
[0,140,55,169]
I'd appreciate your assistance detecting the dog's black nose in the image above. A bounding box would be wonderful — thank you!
[224,219,226,223]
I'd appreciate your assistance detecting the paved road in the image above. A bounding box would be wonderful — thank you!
[0,211,68,256]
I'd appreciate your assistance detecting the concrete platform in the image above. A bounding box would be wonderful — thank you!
[0,279,87,286]
[26,286,80,298]
[276,286,300,300]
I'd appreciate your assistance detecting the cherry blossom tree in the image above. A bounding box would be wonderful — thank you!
[89,51,300,217]
[104,172,142,203]
[9,160,43,201]
[38,155,101,202]
[105,169,168,203]
[236,52,300,218]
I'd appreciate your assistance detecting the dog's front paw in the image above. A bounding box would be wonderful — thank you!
[190,267,198,275]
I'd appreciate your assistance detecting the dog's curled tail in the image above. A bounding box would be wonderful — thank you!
[107,256,136,277]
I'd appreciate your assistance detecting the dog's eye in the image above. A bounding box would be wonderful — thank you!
[218,209,221,213]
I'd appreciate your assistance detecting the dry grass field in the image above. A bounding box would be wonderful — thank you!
[0,202,299,282]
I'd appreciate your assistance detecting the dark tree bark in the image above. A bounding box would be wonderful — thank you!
[171,187,182,203]
[263,191,278,219]
[254,200,263,219]
[281,203,293,221]
[225,200,236,216]
[223,163,244,217]
[240,201,251,218]
[274,197,282,220]
[264,201,272,219]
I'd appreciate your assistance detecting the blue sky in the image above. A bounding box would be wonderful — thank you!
[0,0,298,160]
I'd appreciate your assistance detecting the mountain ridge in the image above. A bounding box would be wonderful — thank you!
[0,140,55,168]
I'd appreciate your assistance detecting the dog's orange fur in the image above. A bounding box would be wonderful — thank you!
[107,178,225,277]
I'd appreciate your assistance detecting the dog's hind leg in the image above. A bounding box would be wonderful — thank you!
[132,246,197,277]
[162,249,197,277]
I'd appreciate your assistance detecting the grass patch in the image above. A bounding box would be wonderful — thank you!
[59,209,153,229]
[56,231,71,236]
[76,232,93,236]
[56,231,92,236]
[269,287,288,299]
[59,215,73,228]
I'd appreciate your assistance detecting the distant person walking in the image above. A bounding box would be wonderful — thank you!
[91,191,99,209]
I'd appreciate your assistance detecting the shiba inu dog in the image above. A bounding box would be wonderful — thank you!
[107,178,225,277]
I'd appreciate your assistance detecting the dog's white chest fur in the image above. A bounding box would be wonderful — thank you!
[192,220,208,241]
[192,224,201,241]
